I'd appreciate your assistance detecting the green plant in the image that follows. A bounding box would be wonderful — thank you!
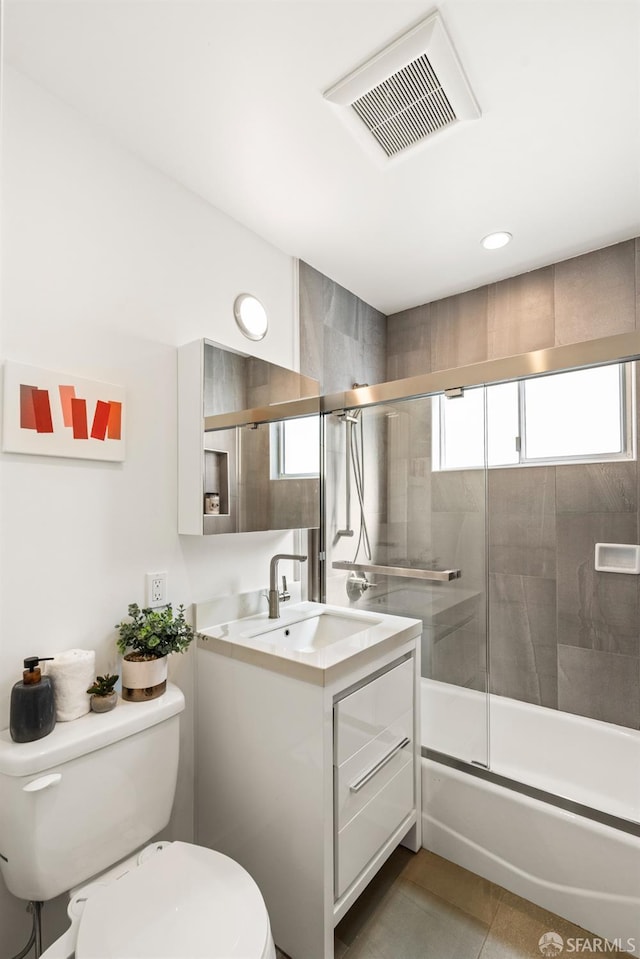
[116,603,195,658]
[87,673,119,697]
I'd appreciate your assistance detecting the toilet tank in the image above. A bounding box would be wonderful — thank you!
[0,683,185,901]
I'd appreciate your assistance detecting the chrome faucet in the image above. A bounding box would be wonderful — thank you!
[268,553,307,618]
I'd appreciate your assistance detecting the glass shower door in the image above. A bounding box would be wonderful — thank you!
[423,385,488,767]
[323,385,489,768]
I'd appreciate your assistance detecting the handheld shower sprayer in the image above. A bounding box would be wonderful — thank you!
[336,384,372,564]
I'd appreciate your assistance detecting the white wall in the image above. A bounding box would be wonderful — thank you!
[0,65,298,953]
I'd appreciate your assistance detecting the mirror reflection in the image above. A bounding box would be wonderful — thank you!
[202,341,320,534]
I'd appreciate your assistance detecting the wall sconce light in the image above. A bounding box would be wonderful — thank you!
[233,294,268,341]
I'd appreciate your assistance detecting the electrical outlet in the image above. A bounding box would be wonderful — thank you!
[145,572,167,608]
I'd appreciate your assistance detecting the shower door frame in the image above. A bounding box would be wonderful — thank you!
[318,331,640,419]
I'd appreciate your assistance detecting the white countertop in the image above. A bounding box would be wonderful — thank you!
[196,601,422,685]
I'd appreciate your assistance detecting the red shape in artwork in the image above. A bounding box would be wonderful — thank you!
[20,385,38,430]
[107,401,122,440]
[58,385,76,428]
[32,389,54,433]
[91,400,111,441]
[71,397,88,439]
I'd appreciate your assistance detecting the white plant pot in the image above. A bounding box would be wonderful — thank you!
[121,654,168,702]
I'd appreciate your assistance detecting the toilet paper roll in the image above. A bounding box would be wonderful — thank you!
[45,649,96,722]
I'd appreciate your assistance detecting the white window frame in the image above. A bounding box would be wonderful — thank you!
[433,361,636,472]
[270,417,320,480]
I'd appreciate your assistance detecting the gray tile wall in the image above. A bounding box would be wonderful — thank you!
[386,237,640,730]
[387,238,638,372]
[299,260,389,606]
[486,457,640,727]
[237,425,319,533]
[299,260,387,392]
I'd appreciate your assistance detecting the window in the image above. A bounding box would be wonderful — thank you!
[433,362,635,471]
[271,416,320,478]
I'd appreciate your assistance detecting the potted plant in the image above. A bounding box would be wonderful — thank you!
[87,673,119,713]
[115,603,195,701]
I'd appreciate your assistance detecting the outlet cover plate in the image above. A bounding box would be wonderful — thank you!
[145,571,167,607]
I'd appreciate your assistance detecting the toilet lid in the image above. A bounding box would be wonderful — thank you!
[75,842,271,959]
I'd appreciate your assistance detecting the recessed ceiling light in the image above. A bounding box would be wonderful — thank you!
[234,294,268,341]
[481,231,512,250]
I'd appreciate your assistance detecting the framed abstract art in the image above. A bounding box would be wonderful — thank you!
[2,362,126,462]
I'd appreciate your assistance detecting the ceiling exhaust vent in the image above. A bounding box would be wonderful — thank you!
[351,52,456,157]
[324,11,480,161]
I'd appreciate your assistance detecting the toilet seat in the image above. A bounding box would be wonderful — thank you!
[42,842,275,959]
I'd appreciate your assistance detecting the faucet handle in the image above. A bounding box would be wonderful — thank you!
[280,575,290,603]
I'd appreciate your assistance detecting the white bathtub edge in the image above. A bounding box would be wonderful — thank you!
[422,758,640,954]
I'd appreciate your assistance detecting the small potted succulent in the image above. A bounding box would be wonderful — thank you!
[115,603,195,701]
[87,673,119,713]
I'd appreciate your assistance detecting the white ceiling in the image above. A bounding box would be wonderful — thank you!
[4,0,640,315]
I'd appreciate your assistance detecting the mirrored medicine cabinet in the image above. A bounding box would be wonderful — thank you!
[178,339,320,535]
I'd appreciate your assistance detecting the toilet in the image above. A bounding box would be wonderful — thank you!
[0,683,275,959]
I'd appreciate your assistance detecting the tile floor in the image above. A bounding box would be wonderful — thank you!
[276,847,629,959]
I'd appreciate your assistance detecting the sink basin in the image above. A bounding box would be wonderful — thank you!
[242,611,382,652]
[197,600,422,677]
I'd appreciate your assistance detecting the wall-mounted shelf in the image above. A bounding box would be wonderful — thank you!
[204,449,230,516]
[332,561,461,582]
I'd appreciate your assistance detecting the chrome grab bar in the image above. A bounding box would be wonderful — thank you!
[332,561,461,582]
[349,737,411,793]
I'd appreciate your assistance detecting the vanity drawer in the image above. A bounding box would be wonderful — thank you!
[334,658,413,765]
[335,709,413,830]
[335,759,414,899]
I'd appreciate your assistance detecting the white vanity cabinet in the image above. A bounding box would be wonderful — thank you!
[195,607,421,959]
[334,658,415,898]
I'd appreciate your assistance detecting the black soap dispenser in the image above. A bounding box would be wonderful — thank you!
[10,656,56,743]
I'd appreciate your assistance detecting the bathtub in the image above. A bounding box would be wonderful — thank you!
[421,679,640,952]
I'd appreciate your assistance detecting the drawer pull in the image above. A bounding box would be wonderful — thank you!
[349,737,410,793]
